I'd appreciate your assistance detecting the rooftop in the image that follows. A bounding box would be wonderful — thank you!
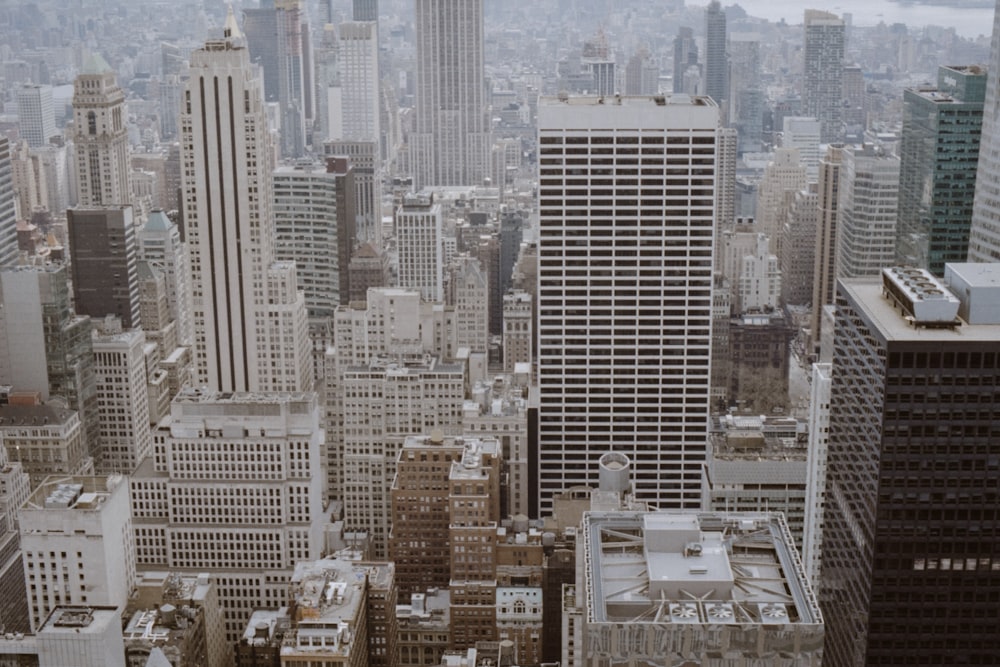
[583,511,821,627]
[23,475,124,512]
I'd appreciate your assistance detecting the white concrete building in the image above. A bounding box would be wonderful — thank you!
[137,210,194,347]
[130,389,326,642]
[445,255,488,354]
[536,94,719,513]
[93,326,151,475]
[781,117,822,181]
[334,22,381,146]
[396,193,443,302]
[755,147,807,247]
[836,144,900,280]
[19,476,135,631]
[17,85,57,149]
[181,27,311,392]
[803,362,832,591]
[37,607,127,667]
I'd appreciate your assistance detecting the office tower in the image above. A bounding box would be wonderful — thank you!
[0,445,30,634]
[720,231,780,314]
[138,262,176,355]
[19,475,135,631]
[0,139,16,268]
[341,356,465,557]
[390,434,465,599]
[243,1,311,157]
[130,389,325,641]
[181,27,311,393]
[411,0,491,188]
[780,185,819,306]
[396,193,443,302]
[566,510,823,665]
[672,27,698,94]
[802,361,831,591]
[67,206,140,329]
[354,0,377,21]
[445,255,489,354]
[502,290,532,372]
[0,265,101,458]
[158,74,182,141]
[347,243,390,303]
[92,327,151,475]
[324,140,383,249]
[822,267,1000,666]
[581,31,615,96]
[842,64,866,133]
[536,95,718,513]
[72,54,132,207]
[969,6,1000,261]
[273,158,357,317]
[803,10,845,143]
[728,32,762,153]
[898,65,985,275]
[137,210,194,347]
[335,22,381,148]
[624,47,659,96]
[755,147,807,248]
[704,0,727,106]
[810,144,844,351]
[836,144,900,279]
[464,372,531,518]
[448,437,502,649]
[17,85,57,148]
[715,126,737,239]
[781,116,822,180]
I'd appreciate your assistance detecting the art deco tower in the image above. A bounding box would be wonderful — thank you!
[72,53,132,207]
[181,14,311,393]
[410,0,491,188]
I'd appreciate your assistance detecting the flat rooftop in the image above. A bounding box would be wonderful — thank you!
[583,511,821,627]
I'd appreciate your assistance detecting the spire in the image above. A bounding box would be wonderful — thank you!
[223,3,243,41]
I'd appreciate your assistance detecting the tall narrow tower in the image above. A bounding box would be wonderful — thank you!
[181,16,310,392]
[536,95,718,514]
[968,3,1000,262]
[803,10,845,143]
[704,0,727,107]
[72,53,132,207]
[411,0,491,188]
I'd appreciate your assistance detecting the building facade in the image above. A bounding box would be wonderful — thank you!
[802,10,845,143]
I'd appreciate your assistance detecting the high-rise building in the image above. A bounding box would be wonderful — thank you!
[137,210,194,347]
[0,138,18,268]
[335,22,381,148]
[536,95,718,514]
[396,193,443,302]
[836,144,900,279]
[822,266,1000,666]
[181,24,311,393]
[17,85,57,148]
[67,206,140,329]
[273,158,357,317]
[72,53,132,207]
[623,47,659,96]
[131,389,326,641]
[810,144,844,351]
[324,140,383,249]
[780,185,819,306]
[502,290,532,373]
[781,116,822,180]
[672,27,698,95]
[243,1,312,157]
[755,147,807,248]
[410,0,491,188]
[0,444,31,635]
[353,0,378,21]
[802,361,831,591]
[704,0,727,107]
[802,10,845,143]
[19,475,135,632]
[728,32,762,153]
[969,5,1000,261]
[92,327,151,475]
[898,65,986,275]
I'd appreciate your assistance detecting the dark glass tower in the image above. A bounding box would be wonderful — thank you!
[704,0,727,106]
[822,268,1000,666]
[897,65,986,276]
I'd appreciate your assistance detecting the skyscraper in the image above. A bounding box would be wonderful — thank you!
[0,137,17,268]
[802,10,845,143]
[672,27,698,95]
[810,144,844,352]
[536,95,718,514]
[72,53,132,207]
[137,210,194,347]
[898,65,986,275]
[66,206,140,329]
[17,84,57,148]
[969,3,1000,262]
[353,0,377,21]
[334,22,381,146]
[410,0,491,188]
[396,193,443,302]
[836,144,900,279]
[181,21,311,393]
[822,266,1000,666]
[704,0,727,107]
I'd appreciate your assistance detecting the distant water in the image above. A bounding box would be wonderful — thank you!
[737,0,996,38]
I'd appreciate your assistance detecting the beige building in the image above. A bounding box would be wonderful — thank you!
[0,404,91,489]
[501,291,532,373]
[92,326,151,474]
